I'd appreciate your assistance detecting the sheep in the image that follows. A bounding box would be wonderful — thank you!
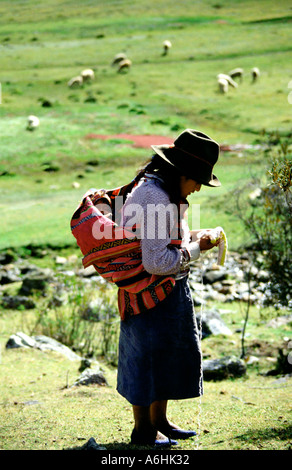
[228,67,244,81]
[26,115,40,131]
[111,53,127,66]
[218,78,229,94]
[67,75,83,88]
[217,73,238,88]
[81,68,95,82]
[117,58,132,73]
[162,40,172,56]
[251,67,260,82]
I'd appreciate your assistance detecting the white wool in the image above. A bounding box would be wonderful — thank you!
[111,53,127,65]
[117,59,132,72]
[81,69,95,81]
[27,115,40,130]
[218,78,229,93]
[217,73,238,88]
[67,75,83,87]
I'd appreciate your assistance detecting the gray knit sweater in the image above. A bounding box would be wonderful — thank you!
[121,175,199,275]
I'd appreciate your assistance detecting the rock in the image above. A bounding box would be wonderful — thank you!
[203,356,246,381]
[267,315,292,328]
[1,295,36,309]
[32,335,81,361]
[55,256,67,265]
[249,187,262,201]
[78,265,97,278]
[5,332,81,361]
[80,437,107,450]
[0,266,21,284]
[196,310,233,338]
[202,268,227,284]
[82,298,102,321]
[266,348,292,376]
[0,250,17,265]
[79,358,94,372]
[19,268,55,295]
[73,367,108,386]
[244,355,260,365]
[47,287,68,307]
[192,295,205,307]
[6,332,37,349]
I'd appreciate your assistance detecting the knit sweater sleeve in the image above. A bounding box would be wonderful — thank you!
[121,179,182,275]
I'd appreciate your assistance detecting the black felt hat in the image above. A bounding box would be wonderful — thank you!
[151,129,221,187]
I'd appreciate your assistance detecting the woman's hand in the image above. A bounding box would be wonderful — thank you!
[191,229,220,251]
[199,233,220,251]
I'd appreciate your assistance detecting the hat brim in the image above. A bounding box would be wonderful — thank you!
[151,144,221,187]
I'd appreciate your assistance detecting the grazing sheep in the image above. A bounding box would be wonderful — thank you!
[81,69,95,82]
[162,40,172,55]
[117,58,132,73]
[218,78,229,94]
[67,75,83,88]
[111,53,127,66]
[26,115,40,131]
[217,73,238,88]
[251,67,260,82]
[228,67,244,81]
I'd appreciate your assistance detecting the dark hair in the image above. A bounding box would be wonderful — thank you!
[136,152,184,204]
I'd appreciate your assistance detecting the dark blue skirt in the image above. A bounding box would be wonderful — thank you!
[117,277,203,406]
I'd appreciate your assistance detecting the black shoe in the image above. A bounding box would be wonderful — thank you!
[130,428,178,447]
[168,428,197,440]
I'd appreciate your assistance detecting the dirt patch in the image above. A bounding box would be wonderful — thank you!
[84,133,174,148]
[84,134,255,153]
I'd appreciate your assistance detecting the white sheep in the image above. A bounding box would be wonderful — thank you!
[81,69,95,82]
[67,75,83,88]
[218,78,229,94]
[251,67,260,82]
[217,73,238,88]
[228,67,244,81]
[117,58,132,73]
[111,53,127,66]
[162,40,172,55]
[26,115,40,131]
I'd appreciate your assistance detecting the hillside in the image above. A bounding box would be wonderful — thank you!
[0,0,291,452]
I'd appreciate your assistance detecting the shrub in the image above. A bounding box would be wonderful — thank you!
[32,276,120,361]
[234,132,292,308]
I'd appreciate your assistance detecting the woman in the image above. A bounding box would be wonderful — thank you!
[117,129,222,447]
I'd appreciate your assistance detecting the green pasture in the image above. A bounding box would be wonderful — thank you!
[0,0,291,251]
[0,290,291,451]
[0,1,291,452]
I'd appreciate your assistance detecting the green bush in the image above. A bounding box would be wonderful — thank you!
[235,133,292,308]
[32,276,120,361]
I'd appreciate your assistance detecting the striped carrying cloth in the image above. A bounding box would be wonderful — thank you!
[71,179,181,320]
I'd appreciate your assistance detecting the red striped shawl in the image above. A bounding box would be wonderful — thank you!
[70,179,182,320]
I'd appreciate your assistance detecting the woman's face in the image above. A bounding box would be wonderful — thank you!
[180,176,202,198]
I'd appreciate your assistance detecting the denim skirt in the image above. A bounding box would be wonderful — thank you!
[117,277,203,406]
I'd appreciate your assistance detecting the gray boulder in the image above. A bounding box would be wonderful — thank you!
[73,367,108,387]
[202,268,227,284]
[1,294,36,309]
[203,356,246,381]
[6,332,81,361]
[196,310,233,338]
[19,268,55,295]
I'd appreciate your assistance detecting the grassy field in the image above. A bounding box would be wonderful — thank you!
[0,0,292,250]
[0,293,291,452]
[0,0,291,452]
